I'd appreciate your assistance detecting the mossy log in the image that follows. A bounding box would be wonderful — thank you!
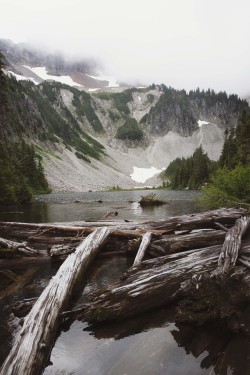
[0,227,111,375]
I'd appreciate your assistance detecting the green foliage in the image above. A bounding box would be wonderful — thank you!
[108,110,120,121]
[95,89,133,115]
[147,93,154,103]
[72,90,104,132]
[165,146,215,189]
[0,141,50,205]
[200,111,250,209]
[75,151,91,163]
[139,193,166,206]
[116,118,143,141]
[0,51,8,117]
[200,165,250,209]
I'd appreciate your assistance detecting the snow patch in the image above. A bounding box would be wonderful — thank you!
[23,66,82,87]
[87,74,119,88]
[198,119,210,127]
[138,96,141,101]
[88,88,100,92]
[8,71,39,85]
[130,166,163,183]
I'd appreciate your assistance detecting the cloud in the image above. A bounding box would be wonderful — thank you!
[1,0,250,96]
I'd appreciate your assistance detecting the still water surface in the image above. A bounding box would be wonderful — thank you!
[1,190,250,374]
[0,189,202,223]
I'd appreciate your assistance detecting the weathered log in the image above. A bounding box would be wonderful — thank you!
[133,232,152,267]
[0,227,111,375]
[149,229,225,255]
[212,216,249,276]
[79,239,250,323]
[0,237,39,256]
[0,208,246,242]
[75,245,221,322]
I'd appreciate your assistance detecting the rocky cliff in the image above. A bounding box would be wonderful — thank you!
[1,48,248,192]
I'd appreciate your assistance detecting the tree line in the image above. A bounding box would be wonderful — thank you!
[0,52,50,205]
[165,111,250,208]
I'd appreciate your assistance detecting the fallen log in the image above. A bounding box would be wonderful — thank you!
[0,237,39,256]
[0,208,246,242]
[0,227,111,375]
[149,229,226,255]
[76,238,250,324]
[212,216,249,277]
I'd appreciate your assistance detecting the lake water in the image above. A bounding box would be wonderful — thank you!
[1,190,250,374]
[0,189,202,223]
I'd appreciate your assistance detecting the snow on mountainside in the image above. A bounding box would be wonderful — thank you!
[1,39,248,192]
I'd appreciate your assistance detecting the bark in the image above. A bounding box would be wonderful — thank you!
[0,227,111,375]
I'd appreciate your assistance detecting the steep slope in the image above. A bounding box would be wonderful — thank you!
[1,65,248,192]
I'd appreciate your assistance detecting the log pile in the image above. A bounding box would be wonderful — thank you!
[0,207,249,375]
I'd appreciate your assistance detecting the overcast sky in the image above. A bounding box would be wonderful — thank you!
[1,0,250,96]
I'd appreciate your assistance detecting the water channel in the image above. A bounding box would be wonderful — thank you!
[0,190,249,375]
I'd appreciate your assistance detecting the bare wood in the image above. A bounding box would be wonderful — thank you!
[149,230,225,255]
[133,232,152,267]
[0,208,246,241]
[0,237,39,256]
[0,227,111,375]
[212,216,249,276]
[81,241,250,323]
[74,245,222,322]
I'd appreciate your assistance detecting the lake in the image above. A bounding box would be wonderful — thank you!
[0,189,202,223]
[1,190,250,375]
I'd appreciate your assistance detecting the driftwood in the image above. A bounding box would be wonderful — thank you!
[213,216,249,276]
[0,227,111,375]
[65,217,249,324]
[133,232,152,266]
[0,237,39,256]
[0,208,246,241]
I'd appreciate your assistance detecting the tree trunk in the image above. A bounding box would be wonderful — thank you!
[0,227,111,375]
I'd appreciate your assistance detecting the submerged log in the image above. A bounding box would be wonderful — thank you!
[0,227,111,375]
[212,216,249,276]
[79,237,250,324]
[0,237,39,256]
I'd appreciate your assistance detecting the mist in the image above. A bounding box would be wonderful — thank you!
[1,0,250,96]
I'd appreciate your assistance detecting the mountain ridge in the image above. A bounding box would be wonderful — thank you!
[0,44,249,192]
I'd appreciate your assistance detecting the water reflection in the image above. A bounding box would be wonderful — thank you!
[43,257,250,375]
[0,190,202,223]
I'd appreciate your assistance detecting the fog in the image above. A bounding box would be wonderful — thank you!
[1,0,250,96]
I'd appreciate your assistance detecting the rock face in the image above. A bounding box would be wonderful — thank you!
[1,45,249,192]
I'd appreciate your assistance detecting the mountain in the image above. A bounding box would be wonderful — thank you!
[0,38,121,92]
[0,44,249,193]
